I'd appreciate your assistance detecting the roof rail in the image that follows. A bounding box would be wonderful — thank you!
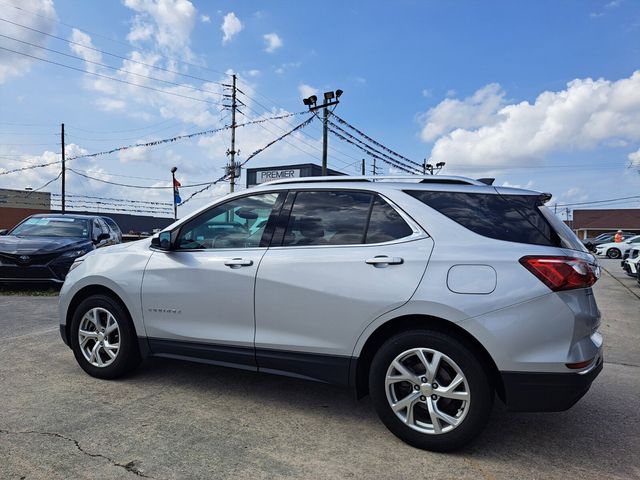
[259,175,485,187]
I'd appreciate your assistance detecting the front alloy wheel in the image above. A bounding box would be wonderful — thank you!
[78,307,120,368]
[385,348,470,435]
[70,294,141,379]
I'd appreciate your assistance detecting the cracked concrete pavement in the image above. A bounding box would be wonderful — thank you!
[0,258,639,479]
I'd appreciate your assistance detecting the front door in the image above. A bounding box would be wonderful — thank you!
[141,191,283,369]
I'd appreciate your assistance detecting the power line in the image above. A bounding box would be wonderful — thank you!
[326,118,420,173]
[0,45,227,108]
[331,113,423,169]
[179,115,315,206]
[326,126,416,174]
[554,195,640,208]
[0,32,228,99]
[0,1,229,78]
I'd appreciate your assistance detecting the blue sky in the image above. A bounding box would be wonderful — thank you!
[1,0,640,216]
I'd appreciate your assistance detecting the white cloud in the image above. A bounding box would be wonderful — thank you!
[124,0,197,58]
[245,69,261,77]
[422,71,640,168]
[501,180,535,190]
[420,83,506,142]
[95,98,127,112]
[0,0,57,83]
[629,148,640,167]
[221,12,243,44]
[200,14,211,23]
[263,33,283,53]
[69,29,102,73]
[298,83,318,99]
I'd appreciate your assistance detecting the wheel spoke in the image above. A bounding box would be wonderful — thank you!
[425,351,441,383]
[391,392,421,425]
[426,398,442,434]
[436,373,469,401]
[432,404,461,427]
[105,315,118,335]
[387,359,420,386]
[78,329,98,339]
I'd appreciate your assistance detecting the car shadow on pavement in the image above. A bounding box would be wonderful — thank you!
[124,356,635,479]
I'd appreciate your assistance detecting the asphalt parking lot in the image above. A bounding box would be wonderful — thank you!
[0,258,639,480]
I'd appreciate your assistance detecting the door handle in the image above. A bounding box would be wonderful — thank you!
[365,255,404,266]
[224,258,254,268]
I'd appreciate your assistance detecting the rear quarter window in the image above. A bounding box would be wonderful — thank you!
[406,190,563,247]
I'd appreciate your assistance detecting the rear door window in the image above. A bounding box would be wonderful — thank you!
[282,191,373,246]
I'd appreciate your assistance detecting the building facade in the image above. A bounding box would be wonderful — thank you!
[572,209,640,239]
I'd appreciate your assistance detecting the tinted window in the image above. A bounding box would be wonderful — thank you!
[177,193,279,249]
[366,196,413,243]
[407,191,558,247]
[10,217,90,238]
[283,191,373,246]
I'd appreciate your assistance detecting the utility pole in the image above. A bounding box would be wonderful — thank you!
[61,123,65,213]
[372,158,377,176]
[228,74,238,193]
[302,89,343,176]
[361,159,365,175]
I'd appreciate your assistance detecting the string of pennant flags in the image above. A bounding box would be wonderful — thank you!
[0,111,307,177]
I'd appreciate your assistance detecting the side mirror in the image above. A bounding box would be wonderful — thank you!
[94,232,110,243]
[151,231,172,250]
[0,229,7,236]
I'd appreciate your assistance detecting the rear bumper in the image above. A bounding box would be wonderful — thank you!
[500,356,603,412]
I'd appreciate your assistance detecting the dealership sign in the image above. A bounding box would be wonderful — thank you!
[256,168,301,184]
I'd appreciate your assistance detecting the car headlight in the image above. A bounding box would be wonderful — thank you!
[68,258,84,273]
[61,247,92,259]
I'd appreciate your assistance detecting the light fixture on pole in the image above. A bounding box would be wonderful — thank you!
[303,89,343,175]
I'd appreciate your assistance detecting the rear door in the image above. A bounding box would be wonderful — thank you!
[254,190,433,385]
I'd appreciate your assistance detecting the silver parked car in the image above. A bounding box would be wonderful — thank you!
[58,176,603,451]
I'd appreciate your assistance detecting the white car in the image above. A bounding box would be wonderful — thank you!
[595,235,640,259]
[622,247,640,276]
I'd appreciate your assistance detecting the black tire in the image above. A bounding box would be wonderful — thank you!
[607,248,621,259]
[369,329,494,452]
[70,294,141,379]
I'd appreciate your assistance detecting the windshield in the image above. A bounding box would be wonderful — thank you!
[10,217,90,238]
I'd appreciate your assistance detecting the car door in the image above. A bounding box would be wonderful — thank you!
[254,190,433,385]
[141,191,284,369]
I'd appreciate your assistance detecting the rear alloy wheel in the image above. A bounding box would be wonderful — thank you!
[607,248,621,259]
[70,294,141,379]
[369,330,493,451]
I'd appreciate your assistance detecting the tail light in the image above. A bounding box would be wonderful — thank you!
[519,256,600,292]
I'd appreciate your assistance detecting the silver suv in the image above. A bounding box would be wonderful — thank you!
[58,176,603,451]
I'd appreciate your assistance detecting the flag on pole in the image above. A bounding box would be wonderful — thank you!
[173,177,182,204]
